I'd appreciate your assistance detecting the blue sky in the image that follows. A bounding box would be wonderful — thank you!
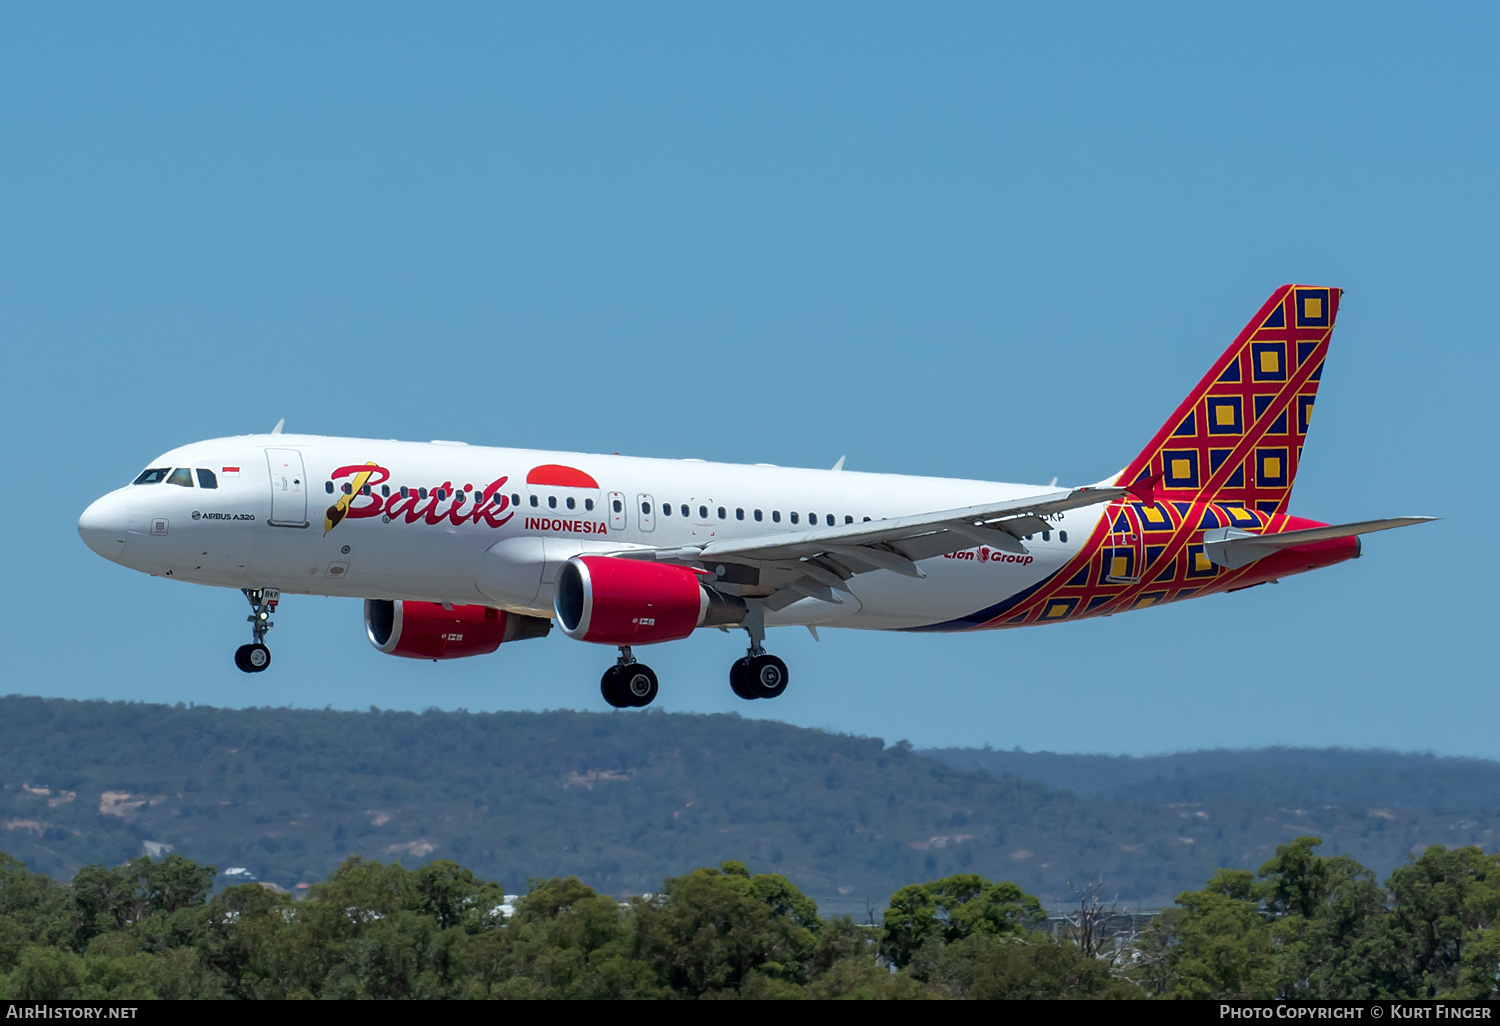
[2,3,1493,757]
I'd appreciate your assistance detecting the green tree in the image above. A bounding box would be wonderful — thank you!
[1387,845,1500,998]
[494,875,661,999]
[1135,868,1276,999]
[403,859,505,933]
[881,874,1044,967]
[1257,839,1400,999]
[930,933,1142,1000]
[634,862,820,997]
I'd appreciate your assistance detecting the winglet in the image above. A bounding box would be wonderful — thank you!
[1125,470,1164,504]
[271,418,285,436]
[831,456,846,472]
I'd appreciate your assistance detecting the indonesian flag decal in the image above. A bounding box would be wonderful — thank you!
[221,466,241,478]
[525,465,599,490]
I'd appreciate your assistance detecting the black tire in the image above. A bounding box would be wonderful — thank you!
[234,645,255,673]
[600,666,631,709]
[246,643,271,672]
[621,664,658,708]
[729,657,758,700]
[747,654,788,698]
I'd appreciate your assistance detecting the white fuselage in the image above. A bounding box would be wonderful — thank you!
[79,433,1104,633]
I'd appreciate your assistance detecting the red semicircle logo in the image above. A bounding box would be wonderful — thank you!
[526,464,600,489]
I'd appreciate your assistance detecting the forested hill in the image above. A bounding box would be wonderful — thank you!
[0,696,1493,909]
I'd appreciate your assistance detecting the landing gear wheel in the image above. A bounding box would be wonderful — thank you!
[729,657,758,700]
[746,654,788,699]
[600,666,630,708]
[235,643,271,673]
[238,589,279,673]
[620,664,658,707]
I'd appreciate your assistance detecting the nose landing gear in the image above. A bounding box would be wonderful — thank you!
[234,588,278,673]
[728,601,789,700]
[602,647,658,708]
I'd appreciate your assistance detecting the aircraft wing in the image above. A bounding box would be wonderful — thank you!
[605,485,1125,609]
[1203,516,1438,570]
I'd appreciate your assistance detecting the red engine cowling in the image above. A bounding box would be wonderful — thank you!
[364,600,551,659]
[554,556,744,645]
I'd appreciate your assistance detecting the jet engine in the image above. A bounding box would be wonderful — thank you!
[364,600,551,659]
[554,555,745,646]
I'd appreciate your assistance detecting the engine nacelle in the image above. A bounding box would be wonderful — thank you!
[554,556,745,646]
[364,600,551,660]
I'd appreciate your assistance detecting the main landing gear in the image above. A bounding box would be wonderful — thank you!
[234,588,278,674]
[601,647,658,709]
[729,601,789,701]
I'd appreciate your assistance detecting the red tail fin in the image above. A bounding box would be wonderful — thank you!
[1115,285,1341,516]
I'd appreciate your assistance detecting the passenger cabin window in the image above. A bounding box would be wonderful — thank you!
[548,496,557,509]
[361,485,371,496]
[790,512,799,524]
[662,503,672,516]
[641,501,652,514]
[510,492,520,506]
[402,487,411,499]
[613,498,623,513]
[754,510,763,521]
[132,467,171,485]
[826,514,835,526]
[1059,531,1069,543]
[529,495,538,507]
[167,468,193,487]
[717,507,726,519]
[1042,531,1051,541]
[419,488,428,499]
[772,511,781,523]
[566,496,576,510]
[381,485,389,497]
[585,498,595,511]
[325,481,334,494]
[698,505,708,519]
[845,515,853,524]
[196,469,218,489]
[736,508,745,520]
[680,504,689,517]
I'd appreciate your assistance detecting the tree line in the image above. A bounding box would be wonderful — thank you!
[0,837,1495,999]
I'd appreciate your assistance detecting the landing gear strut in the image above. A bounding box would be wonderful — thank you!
[234,588,278,673]
[601,646,658,708]
[729,601,788,700]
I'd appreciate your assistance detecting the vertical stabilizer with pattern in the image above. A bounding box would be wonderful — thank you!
[1115,285,1340,516]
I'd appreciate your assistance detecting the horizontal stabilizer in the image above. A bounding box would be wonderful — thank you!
[1204,517,1437,570]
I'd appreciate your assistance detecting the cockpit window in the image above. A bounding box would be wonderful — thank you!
[196,469,218,489]
[133,468,171,485]
[166,468,194,487]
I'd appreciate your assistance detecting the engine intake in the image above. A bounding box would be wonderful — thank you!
[364,600,551,660]
[554,556,745,645]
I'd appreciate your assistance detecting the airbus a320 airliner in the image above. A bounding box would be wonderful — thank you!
[79,285,1432,708]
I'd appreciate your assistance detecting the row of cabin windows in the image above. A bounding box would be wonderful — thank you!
[518,493,594,511]
[644,502,872,527]
[1024,530,1068,543]
[133,467,218,489]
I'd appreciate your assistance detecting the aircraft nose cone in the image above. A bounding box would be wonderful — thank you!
[79,492,129,561]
